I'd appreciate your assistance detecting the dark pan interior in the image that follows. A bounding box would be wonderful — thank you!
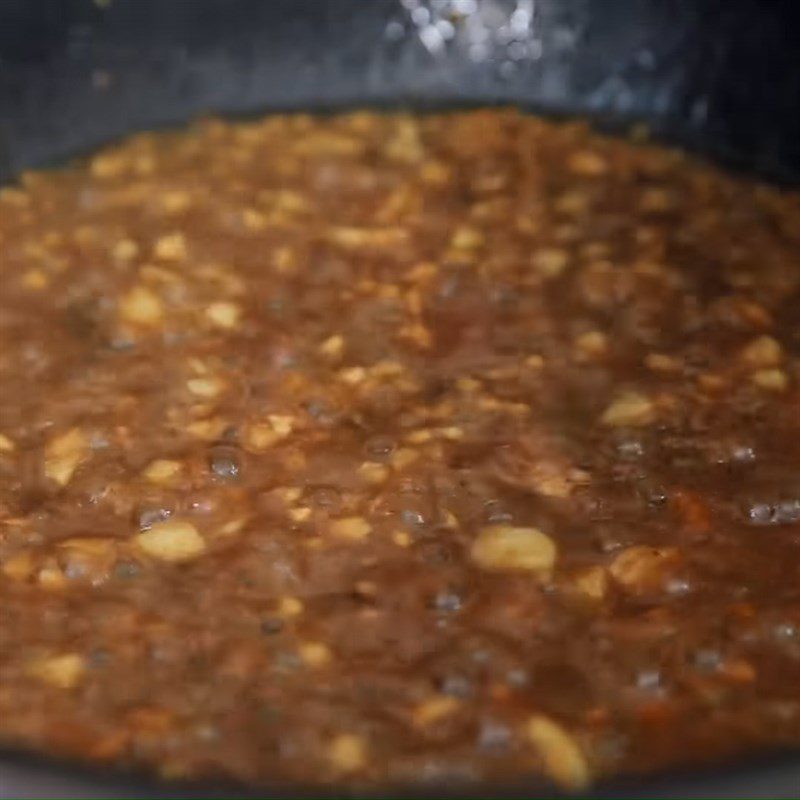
[1,0,799,183]
[1,1,799,797]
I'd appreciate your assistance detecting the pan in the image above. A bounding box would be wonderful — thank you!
[1,1,799,797]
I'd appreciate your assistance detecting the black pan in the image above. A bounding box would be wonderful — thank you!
[1,1,799,797]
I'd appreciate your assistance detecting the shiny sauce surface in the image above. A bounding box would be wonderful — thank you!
[1,111,799,790]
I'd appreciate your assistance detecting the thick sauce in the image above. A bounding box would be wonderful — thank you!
[1,111,799,791]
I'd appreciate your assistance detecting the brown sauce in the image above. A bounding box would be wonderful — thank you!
[1,110,799,790]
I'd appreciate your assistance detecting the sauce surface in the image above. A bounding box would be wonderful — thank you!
[1,110,800,791]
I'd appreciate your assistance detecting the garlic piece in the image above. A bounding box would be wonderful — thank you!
[45,427,89,487]
[524,715,590,791]
[471,525,556,575]
[600,392,656,427]
[330,517,372,541]
[28,653,86,690]
[328,734,367,773]
[134,519,206,563]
